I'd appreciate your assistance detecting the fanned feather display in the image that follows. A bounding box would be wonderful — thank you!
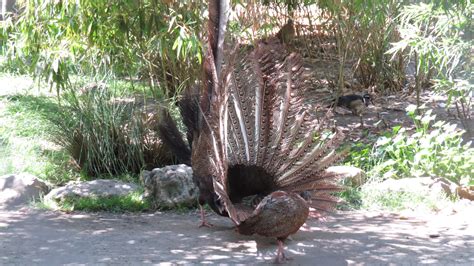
[201,37,346,225]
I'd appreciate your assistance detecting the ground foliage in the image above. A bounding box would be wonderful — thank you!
[347,105,473,186]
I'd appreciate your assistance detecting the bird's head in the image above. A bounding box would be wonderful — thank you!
[299,191,312,203]
[362,93,374,106]
[206,192,228,216]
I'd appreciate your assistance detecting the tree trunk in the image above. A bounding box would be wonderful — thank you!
[1,0,16,20]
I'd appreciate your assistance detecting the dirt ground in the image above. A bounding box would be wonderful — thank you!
[1,206,473,265]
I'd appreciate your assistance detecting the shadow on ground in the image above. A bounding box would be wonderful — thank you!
[0,208,473,265]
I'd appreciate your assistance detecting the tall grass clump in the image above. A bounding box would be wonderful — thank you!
[316,0,405,94]
[50,83,175,177]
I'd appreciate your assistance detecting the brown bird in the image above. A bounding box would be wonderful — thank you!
[158,87,229,227]
[237,191,310,262]
[158,1,345,262]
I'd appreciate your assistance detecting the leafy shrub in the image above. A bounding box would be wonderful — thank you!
[348,105,474,186]
[50,84,176,177]
[387,1,473,129]
[3,0,204,96]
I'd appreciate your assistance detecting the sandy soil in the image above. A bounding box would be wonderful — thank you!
[1,206,473,265]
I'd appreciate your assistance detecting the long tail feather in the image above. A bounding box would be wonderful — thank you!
[157,109,191,165]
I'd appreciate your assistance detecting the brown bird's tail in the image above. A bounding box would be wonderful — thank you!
[207,36,346,225]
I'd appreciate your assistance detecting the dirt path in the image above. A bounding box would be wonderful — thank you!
[1,207,473,265]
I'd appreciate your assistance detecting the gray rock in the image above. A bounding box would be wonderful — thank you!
[429,177,458,197]
[45,179,139,208]
[141,164,197,209]
[0,173,50,209]
[325,165,366,186]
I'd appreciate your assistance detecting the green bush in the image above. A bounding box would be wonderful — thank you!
[347,105,474,186]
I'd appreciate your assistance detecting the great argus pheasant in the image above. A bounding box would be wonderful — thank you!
[158,0,346,262]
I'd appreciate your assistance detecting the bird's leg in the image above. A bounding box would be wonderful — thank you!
[359,115,364,129]
[199,204,213,228]
[274,239,292,264]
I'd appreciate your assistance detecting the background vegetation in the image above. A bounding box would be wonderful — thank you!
[0,0,472,211]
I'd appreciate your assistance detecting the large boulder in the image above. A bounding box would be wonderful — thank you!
[0,173,50,209]
[45,179,139,208]
[141,164,197,209]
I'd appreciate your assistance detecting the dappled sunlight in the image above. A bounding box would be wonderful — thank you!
[0,75,36,97]
[0,208,472,264]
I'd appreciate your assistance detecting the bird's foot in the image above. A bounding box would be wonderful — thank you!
[273,239,292,264]
[273,253,292,264]
[199,220,214,228]
[198,205,213,228]
[282,252,293,261]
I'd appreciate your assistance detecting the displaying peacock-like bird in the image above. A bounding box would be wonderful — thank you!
[158,0,346,262]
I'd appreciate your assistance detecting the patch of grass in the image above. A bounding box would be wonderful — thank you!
[1,94,62,137]
[338,187,363,210]
[0,137,78,184]
[360,184,452,212]
[155,202,199,213]
[0,87,80,185]
[51,191,151,213]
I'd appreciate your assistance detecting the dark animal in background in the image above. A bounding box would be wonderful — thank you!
[158,2,346,263]
[276,19,295,45]
[335,93,374,128]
